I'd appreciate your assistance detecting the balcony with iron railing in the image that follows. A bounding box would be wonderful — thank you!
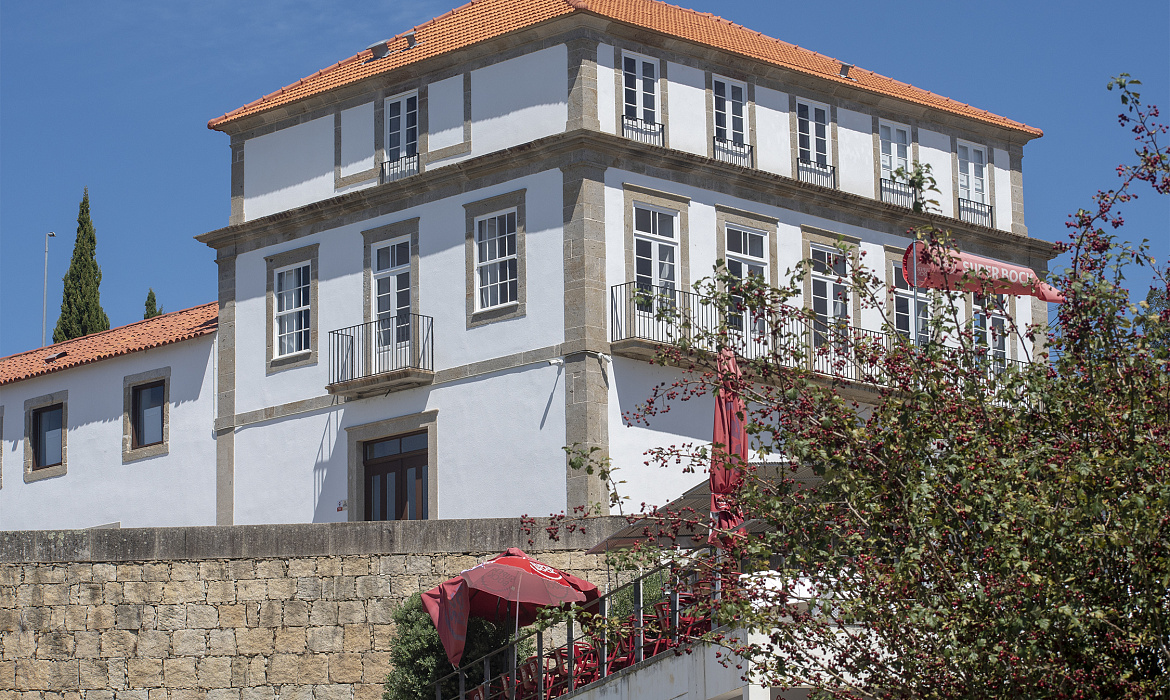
[713,137,753,168]
[382,153,421,183]
[326,313,434,399]
[432,563,726,700]
[880,178,919,209]
[609,282,1026,392]
[958,198,993,227]
[796,158,836,189]
[621,115,664,147]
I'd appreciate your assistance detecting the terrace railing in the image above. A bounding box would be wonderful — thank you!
[797,158,836,189]
[957,198,993,227]
[622,116,664,147]
[713,137,753,168]
[382,153,420,183]
[432,564,721,700]
[327,313,433,386]
[880,178,919,209]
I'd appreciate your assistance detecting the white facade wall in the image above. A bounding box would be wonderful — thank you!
[597,44,616,135]
[243,116,335,221]
[836,107,874,198]
[231,362,568,524]
[233,169,565,414]
[339,102,374,177]
[993,147,1012,232]
[0,338,217,530]
[666,62,707,157]
[918,128,955,218]
[466,46,568,158]
[427,74,465,151]
[754,85,790,177]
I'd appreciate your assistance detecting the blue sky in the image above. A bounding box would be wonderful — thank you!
[1,0,1166,357]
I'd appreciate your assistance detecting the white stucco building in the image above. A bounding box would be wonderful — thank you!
[1,0,1055,532]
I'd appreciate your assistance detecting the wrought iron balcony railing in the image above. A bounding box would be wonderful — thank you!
[382,153,420,183]
[327,314,433,387]
[958,198,994,227]
[621,115,664,147]
[610,282,1026,390]
[713,137,753,168]
[797,158,836,189]
[880,178,919,209]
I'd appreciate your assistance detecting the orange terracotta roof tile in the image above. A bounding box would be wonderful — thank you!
[208,0,1041,138]
[0,303,218,387]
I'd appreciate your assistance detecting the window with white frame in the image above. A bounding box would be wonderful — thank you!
[880,123,910,180]
[726,225,767,332]
[973,292,1007,364]
[713,77,746,146]
[623,54,659,124]
[892,261,931,346]
[274,263,312,357]
[633,204,677,312]
[373,238,411,349]
[810,245,849,346]
[957,143,987,204]
[475,210,518,310]
[386,92,419,162]
[797,100,831,166]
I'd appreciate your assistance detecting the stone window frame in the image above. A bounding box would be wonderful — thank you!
[623,183,691,291]
[614,47,669,147]
[953,137,996,221]
[24,390,68,483]
[122,367,171,464]
[265,243,320,374]
[714,205,779,290]
[790,95,838,180]
[345,410,438,522]
[706,73,756,163]
[333,95,382,190]
[464,189,527,328]
[800,226,862,323]
[363,218,421,325]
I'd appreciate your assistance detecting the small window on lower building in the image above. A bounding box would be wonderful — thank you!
[32,404,64,470]
[132,381,165,448]
[364,431,428,521]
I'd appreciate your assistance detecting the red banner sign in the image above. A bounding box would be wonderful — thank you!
[902,241,1064,302]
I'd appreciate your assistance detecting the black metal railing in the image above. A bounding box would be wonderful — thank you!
[797,158,836,189]
[433,564,720,700]
[382,153,420,183]
[327,313,433,386]
[622,115,664,147]
[611,282,1029,391]
[958,198,993,227]
[713,137,753,168]
[880,178,919,209]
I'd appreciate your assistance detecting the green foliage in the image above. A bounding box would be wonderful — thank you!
[892,161,940,213]
[383,593,515,700]
[53,188,109,343]
[144,289,163,319]
[1143,270,1168,351]
[605,568,668,620]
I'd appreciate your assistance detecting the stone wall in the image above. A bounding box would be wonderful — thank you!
[0,519,624,700]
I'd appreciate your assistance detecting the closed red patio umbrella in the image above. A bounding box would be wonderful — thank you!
[421,548,599,667]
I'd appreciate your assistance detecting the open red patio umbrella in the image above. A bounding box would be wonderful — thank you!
[421,548,599,667]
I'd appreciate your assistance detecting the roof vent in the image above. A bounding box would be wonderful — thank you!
[366,40,390,61]
[404,30,417,49]
[839,62,854,80]
[44,351,68,363]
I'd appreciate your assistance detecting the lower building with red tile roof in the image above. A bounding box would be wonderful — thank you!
[0,305,219,529]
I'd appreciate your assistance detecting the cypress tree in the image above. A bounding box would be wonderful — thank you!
[144,288,163,319]
[53,188,109,343]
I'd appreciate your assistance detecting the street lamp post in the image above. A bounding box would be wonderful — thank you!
[42,231,56,347]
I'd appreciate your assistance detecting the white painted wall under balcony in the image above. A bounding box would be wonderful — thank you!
[837,107,874,198]
[918,128,954,218]
[754,85,791,178]
[667,62,707,157]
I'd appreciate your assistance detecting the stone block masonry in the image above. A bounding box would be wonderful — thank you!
[0,518,625,700]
